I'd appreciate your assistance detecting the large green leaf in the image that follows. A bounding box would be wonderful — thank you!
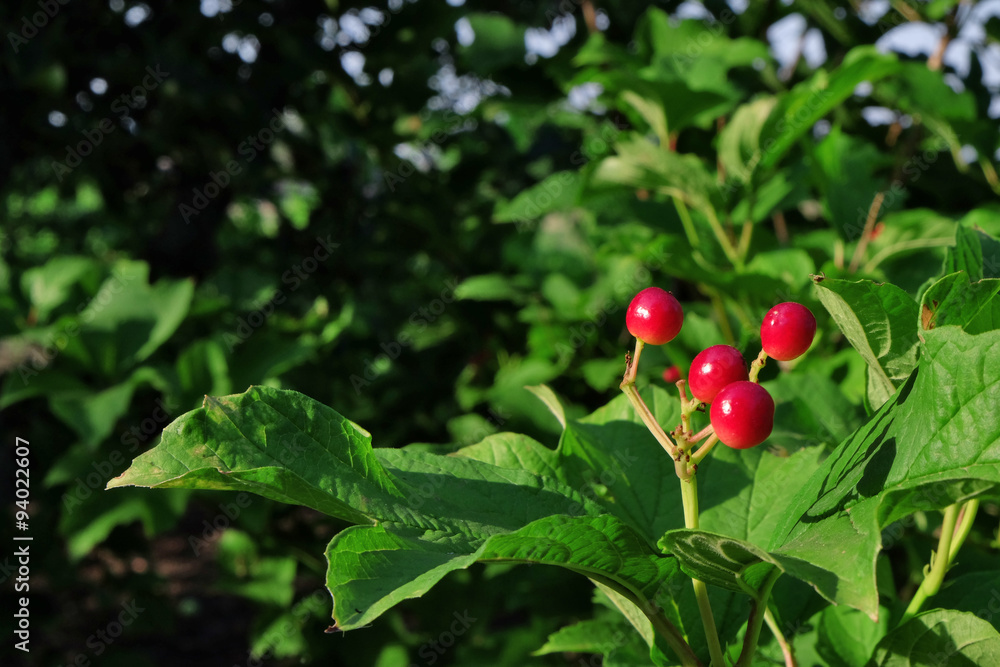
[697,445,826,548]
[868,609,1000,666]
[813,276,919,408]
[768,326,1000,618]
[325,513,683,634]
[108,386,407,525]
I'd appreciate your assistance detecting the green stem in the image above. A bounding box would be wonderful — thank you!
[948,499,979,561]
[748,349,768,383]
[705,207,744,270]
[901,503,962,623]
[591,579,703,667]
[763,607,797,667]
[690,434,719,467]
[677,379,701,440]
[709,290,737,346]
[674,196,702,251]
[681,475,725,666]
[647,602,705,667]
[735,569,783,667]
[621,339,678,458]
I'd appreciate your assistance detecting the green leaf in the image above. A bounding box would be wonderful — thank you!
[111,387,666,635]
[717,96,777,184]
[533,618,624,656]
[49,378,139,449]
[932,572,1000,632]
[493,171,582,224]
[813,126,893,241]
[557,385,683,545]
[919,272,1000,333]
[325,513,682,633]
[107,386,408,525]
[20,255,100,322]
[453,432,564,481]
[769,326,1000,618]
[946,223,1000,281]
[453,274,529,303]
[813,276,919,408]
[868,609,1000,666]
[698,445,826,548]
[524,383,567,429]
[592,137,720,214]
[217,530,297,606]
[816,604,889,667]
[758,47,899,170]
[659,529,781,600]
[67,260,195,375]
[60,487,190,561]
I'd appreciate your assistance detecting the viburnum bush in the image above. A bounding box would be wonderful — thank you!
[108,225,1000,666]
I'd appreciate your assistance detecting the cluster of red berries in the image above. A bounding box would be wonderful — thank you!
[626,287,816,450]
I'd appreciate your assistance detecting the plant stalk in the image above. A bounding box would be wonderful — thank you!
[901,502,968,623]
[734,569,783,667]
[763,607,797,667]
[681,475,725,666]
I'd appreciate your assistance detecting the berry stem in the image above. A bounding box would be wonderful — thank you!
[689,434,719,467]
[676,379,703,439]
[688,423,714,444]
[621,339,679,459]
[748,349,768,383]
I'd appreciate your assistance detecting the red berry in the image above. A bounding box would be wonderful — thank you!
[760,302,816,361]
[662,365,682,384]
[626,287,683,345]
[688,345,749,403]
[709,381,774,449]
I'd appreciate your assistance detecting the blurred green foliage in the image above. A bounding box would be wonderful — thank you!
[3,0,1000,665]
